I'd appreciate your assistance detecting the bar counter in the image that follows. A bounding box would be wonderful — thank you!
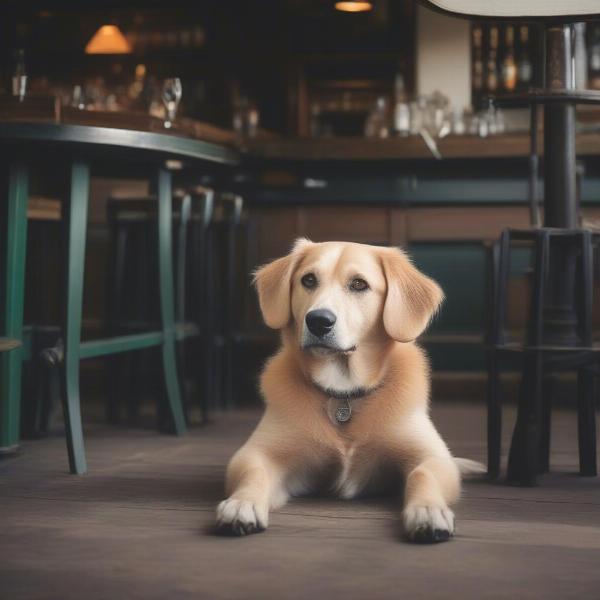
[245,131,600,162]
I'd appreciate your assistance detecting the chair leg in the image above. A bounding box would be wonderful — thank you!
[106,224,128,424]
[60,160,90,474]
[486,351,501,479]
[507,352,543,485]
[577,366,597,476]
[0,163,29,453]
[156,167,186,435]
[538,375,554,474]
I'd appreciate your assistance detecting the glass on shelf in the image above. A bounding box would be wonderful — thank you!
[71,85,86,110]
[162,77,182,129]
[233,96,260,139]
[12,49,27,102]
[364,97,389,138]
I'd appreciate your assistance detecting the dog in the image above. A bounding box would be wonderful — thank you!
[216,239,483,543]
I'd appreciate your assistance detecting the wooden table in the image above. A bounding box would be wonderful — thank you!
[0,120,239,473]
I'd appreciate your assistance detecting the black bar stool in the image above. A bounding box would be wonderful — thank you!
[204,192,244,410]
[105,187,214,425]
[487,229,599,483]
[21,197,62,438]
[421,0,600,484]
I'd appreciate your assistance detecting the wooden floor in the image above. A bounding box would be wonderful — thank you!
[1,403,600,600]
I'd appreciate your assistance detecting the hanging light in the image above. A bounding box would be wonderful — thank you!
[335,1,373,12]
[85,25,132,54]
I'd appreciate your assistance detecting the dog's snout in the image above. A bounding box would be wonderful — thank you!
[305,309,337,338]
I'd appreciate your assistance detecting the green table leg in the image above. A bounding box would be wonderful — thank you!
[157,167,186,435]
[61,160,90,474]
[0,163,29,453]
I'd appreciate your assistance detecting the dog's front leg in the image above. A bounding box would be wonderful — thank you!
[402,456,460,543]
[396,415,461,543]
[216,447,285,536]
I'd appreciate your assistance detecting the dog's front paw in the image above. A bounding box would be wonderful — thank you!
[215,498,268,536]
[402,505,455,543]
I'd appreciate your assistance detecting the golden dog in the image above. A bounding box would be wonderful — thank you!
[216,239,482,543]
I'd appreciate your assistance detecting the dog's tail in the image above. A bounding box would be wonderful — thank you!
[454,457,486,479]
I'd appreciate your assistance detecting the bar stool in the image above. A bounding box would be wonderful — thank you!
[212,193,244,409]
[21,197,62,438]
[420,1,600,484]
[487,229,599,483]
[106,187,214,424]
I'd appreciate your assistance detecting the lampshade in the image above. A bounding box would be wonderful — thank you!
[85,25,132,55]
[335,1,373,12]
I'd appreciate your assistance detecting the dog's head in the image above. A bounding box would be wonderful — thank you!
[254,239,443,355]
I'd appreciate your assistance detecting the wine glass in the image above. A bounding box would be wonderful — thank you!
[162,78,182,129]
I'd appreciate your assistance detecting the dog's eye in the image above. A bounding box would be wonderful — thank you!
[301,273,318,289]
[350,278,369,292]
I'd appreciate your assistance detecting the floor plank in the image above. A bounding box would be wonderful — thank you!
[1,404,599,600]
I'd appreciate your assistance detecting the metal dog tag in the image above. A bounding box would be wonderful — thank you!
[335,399,352,424]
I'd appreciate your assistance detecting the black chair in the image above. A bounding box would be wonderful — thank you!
[421,0,600,484]
[21,198,63,438]
[105,188,214,425]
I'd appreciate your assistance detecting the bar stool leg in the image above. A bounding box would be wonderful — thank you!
[486,238,503,479]
[60,160,90,474]
[106,223,128,424]
[507,352,543,485]
[486,352,501,479]
[577,366,597,476]
[538,375,554,474]
[156,167,186,435]
[176,194,191,419]
[0,162,29,453]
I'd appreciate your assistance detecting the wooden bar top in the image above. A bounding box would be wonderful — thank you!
[3,96,600,163]
[245,131,600,161]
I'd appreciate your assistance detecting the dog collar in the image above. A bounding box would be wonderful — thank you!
[312,383,377,401]
[312,382,380,425]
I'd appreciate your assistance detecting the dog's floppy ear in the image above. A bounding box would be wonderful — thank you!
[253,238,312,329]
[379,247,444,342]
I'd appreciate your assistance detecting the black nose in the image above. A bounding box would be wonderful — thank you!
[305,309,337,338]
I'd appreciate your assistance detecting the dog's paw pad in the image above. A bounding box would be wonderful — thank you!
[403,505,455,544]
[215,498,267,537]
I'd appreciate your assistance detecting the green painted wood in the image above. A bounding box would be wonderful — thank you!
[157,167,186,435]
[176,194,191,324]
[0,122,239,165]
[0,162,29,451]
[61,160,90,475]
[412,242,533,372]
[80,332,164,359]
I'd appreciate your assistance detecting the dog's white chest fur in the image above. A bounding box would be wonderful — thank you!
[334,444,360,498]
[312,358,359,394]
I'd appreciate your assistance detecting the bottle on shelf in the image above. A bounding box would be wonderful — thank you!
[486,26,500,93]
[392,72,410,136]
[574,23,587,90]
[588,25,600,90]
[501,26,517,92]
[364,97,389,138]
[12,49,27,101]
[516,26,533,91]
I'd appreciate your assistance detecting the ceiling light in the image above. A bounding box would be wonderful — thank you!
[335,1,373,12]
[85,25,132,55]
